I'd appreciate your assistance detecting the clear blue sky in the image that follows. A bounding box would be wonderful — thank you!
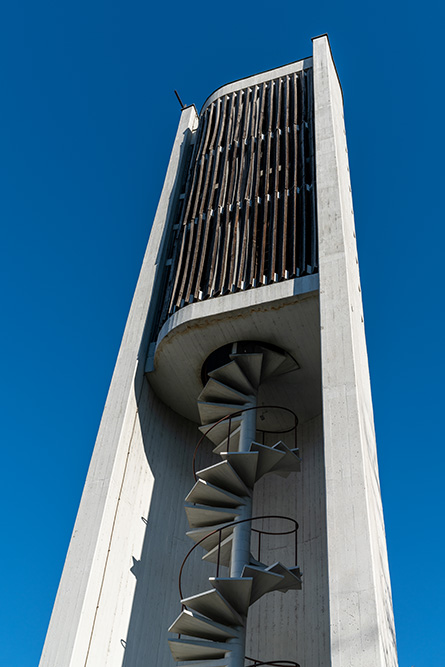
[1,1,444,665]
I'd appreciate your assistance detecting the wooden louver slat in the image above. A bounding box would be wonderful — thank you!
[163,66,317,330]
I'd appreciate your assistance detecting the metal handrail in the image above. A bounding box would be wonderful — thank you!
[177,405,301,649]
[178,514,299,602]
[192,404,299,480]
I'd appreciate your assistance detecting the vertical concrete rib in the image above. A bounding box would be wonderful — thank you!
[39,105,199,667]
[230,402,256,579]
[228,402,255,667]
[313,34,398,666]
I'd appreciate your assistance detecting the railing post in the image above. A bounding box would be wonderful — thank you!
[179,601,185,636]
[228,416,232,452]
[216,528,222,577]
[258,531,262,562]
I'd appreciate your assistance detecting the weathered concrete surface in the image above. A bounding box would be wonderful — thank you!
[39,105,199,667]
[313,34,398,666]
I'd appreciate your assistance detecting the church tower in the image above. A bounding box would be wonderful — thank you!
[40,35,398,667]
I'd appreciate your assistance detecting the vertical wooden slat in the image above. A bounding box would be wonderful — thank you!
[248,83,266,285]
[192,95,228,299]
[242,84,263,287]
[227,89,250,290]
[282,75,290,277]
[258,81,274,284]
[237,86,259,288]
[270,77,282,280]
[298,71,307,274]
[213,93,238,295]
[234,88,254,289]
[206,94,235,297]
[291,72,299,277]
[219,91,243,293]
[196,95,228,297]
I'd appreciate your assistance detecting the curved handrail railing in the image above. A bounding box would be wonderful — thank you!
[192,404,299,480]
[178,514,299,603]
[177,404,301,661]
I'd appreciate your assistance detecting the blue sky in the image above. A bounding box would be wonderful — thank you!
[1,0,444,665]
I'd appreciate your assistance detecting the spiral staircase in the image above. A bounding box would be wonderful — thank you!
[168,343,302,667]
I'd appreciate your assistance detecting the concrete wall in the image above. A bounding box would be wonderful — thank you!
[313,34,398,666]
[41,37,398,667]
[40,105,199,667]
[247,415,330,666]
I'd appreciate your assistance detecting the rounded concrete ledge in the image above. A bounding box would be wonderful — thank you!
[146,275,321,424]
[201,57,313,114]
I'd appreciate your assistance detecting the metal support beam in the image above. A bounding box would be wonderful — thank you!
[228,401,256,667]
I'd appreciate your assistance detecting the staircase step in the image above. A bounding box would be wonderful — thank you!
[182,589,244,626]
[186,523,235,552]
[209,360,255,395]
[185,504,240,530]
[209,577,253,615]
[229,353,263,388]
[186,480,245,509]
[249,442,286,479]
[202,534,233,567]
[198,416,243,446]
[268,352,301,376]
[168,638,229,662]
[266,562,303,592]
[168,609,237,641]
[198,401,246,426]
[212,426,241,455]
[198,378,252,405]
[197,461,250,497]
[219,452,259,488]
[242,564,285,604]
[269,441,302,476]
[260,348,287,381]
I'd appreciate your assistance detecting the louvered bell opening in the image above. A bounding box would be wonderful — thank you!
[159,67,317,333]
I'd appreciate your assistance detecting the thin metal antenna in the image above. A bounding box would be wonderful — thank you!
[174,89,185,109]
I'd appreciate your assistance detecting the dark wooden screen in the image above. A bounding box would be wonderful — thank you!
[159,66,317,329]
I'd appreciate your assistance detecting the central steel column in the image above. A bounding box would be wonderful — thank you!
[228,401,256,667]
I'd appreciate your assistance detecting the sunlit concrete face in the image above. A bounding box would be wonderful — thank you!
[40,35,398,667]
[314,35,398,666]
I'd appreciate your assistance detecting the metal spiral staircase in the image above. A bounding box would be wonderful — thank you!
[168,343,302,667]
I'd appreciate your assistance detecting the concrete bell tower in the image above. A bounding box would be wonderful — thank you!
[40,35,398,667]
